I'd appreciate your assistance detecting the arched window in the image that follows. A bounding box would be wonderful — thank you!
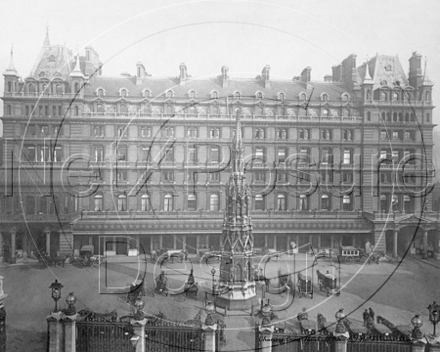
[341,94,349,102]
[120,89,128,97]
[94,194,103,211]
[141,194,150,211]
[28,84,36,93]
[211,91,219,99]
[97,104,104,113]
[166,90,173,98]
[233,91,241,100]
[322,93,329,102]
[209,194,219,211]
[49,55,56,62]
[143,89,151,98]
[97,88,104,97]
[405,113,409,122]
[277,194,286,211]
[189,91,196,99]
[299,93,307,101]
[164,194,173,211]
[426,91,431,101]
[166,105,173,115]
[366,90,371,100]
[117,195,127,211]
[322,109,329,116]
[255,194,264,210]
[393,112,397,122]
[299,194,307,211]
[256,92,263,99]
[74,82,80,93]
[7,81,12,93]
[56,84,63,95]
[321,194,329,210]
[399,113,403,122]
[188,194,196,211]
[278,93,285,101]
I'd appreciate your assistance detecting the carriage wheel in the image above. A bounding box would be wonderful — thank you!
[345,256,355,264]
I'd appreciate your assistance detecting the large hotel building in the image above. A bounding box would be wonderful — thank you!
[0,32,438,263]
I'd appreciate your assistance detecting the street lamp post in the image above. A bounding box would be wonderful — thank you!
[49,279,63,313]
[427,301,440,336]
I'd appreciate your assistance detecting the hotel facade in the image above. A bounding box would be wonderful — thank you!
[0,32,438,262]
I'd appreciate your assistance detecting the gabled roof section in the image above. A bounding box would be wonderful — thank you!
[357,55,409,90]
[29,33,74,80]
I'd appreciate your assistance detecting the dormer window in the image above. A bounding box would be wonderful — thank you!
[256,92,263,99]
[166,90,173,98]
[142,89,151,98]
[97,88,105,97]
[341,93,350,102]
[120,89,128,97]
[189,91,196,99]
[299,93,307,101]
[211,91,219,99]
[322,93,329,102]
[278,92,285,101]
[49,55,56,63]
[233,91,241,100]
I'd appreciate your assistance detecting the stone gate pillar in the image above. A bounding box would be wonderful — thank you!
[0,276,8,352]
[10,227,16,264]
[45,228,51,255]
[47,312,63,352]
[423,229,429,259]
[393,229,399,258]
[131,318,147,352]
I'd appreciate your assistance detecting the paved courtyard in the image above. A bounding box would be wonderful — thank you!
[2,252,440,351]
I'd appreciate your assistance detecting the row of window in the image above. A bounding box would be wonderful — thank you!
[380,130,415,141]
[94,87,351,102]
[102,125,355,141]
[380,111,431,123]
[374,88,431,102]
[25,124,62,136]
[14,104,80,117]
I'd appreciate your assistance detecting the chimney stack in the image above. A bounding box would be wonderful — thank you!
[301,67,312,89]
[221,66,229,88]
[136,62,146,86]
[262,65,270,88]
[179,63,188,86]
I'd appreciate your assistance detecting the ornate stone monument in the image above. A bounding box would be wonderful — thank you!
[215,112,258,312]
[0,276,8,352]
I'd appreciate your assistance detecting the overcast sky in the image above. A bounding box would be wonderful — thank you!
[1,0,439,129]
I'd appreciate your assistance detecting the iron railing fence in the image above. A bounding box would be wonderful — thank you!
[76,320,133,352]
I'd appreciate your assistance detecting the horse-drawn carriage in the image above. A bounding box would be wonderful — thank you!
[316,270,340,296]
[78,245,105,267]
[297,273,313,298]
[151,248,187,263]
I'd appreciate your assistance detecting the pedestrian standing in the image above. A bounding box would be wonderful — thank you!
[363,309,370,326]
[369,307,375,322]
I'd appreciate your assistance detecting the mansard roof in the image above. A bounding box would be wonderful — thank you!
[357,54,409,90]
[84,75,357,102]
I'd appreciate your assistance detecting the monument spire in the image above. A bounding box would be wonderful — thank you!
[233,109,244,174]
[44,23,50,47]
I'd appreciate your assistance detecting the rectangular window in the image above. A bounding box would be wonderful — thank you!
[188,147,196,163]
[254,172,265,182]
[277,129,287,140]
[255,148,264,161]
[210,172,220,182]
[27,146,36,162]
[392,131,399,140]
[40,146,49,162]
[210,128,220,138]
[299,148,309,163]
[117,147,127,161]
[187,172,198,182]
[165,147,174,162]
[381,131,387,140]
[380,150,387,159]
[277,172,287,183]
[278,148,286,163]
[53,146,63,162]
[163,127,175,137]
[41,125,49,135]
[58,106,62,116]
[162,172,174,182]
[210,147,219,163]
[299,129,309,140]
[343,150,352,164]
[392,150,399,160]
[117,127,127,137]
[254,128,265,140]
[117,170,127,181]
[95,146,104,162]
[142,147,151,162]
[322,148,333,164]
